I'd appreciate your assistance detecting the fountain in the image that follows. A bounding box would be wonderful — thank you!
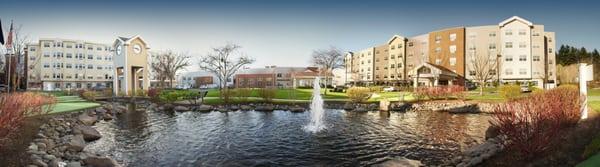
[304,77,326,133]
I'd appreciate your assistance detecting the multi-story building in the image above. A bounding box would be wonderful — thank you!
[344,16,557,88]
[26,38,114,91]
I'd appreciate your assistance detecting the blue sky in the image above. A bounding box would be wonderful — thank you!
[1,0,599,71]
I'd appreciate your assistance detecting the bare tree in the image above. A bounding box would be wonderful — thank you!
[469,49,498,95]
[311,46,344,95]
[198,44,254,101]
[150,50,191,88]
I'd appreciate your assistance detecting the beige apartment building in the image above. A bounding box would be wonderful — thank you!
[26,38,114,91]
[344,16,557,88]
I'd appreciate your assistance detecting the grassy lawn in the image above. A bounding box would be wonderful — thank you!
[203,88,348,100]
[47,96,100,114]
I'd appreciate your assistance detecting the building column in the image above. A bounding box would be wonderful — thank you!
[131,67,137,95]
[113,68,118,96]
[434,78,439,87]
[143,68,149,90]
[413,77,418,88]
[449,79,454,86]
[124,66,130,96]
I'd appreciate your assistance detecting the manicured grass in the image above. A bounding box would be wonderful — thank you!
[47,96,100,114]
[202,88,347,100]
[578,152,600,167]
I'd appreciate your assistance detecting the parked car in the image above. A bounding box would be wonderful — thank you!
[383,86,396,92]
[91,85,107,91]
[330,86,347,93]
[520,85,531,92]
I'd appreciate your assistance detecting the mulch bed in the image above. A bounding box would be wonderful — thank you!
[0,116,49,167]
[482,111,600,166]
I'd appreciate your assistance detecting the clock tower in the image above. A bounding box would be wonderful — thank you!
[113,35,150,96]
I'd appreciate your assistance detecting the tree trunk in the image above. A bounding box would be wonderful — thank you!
[323,76,328,95]
[479,81,485,95]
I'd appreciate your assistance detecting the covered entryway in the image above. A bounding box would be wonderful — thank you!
[408,63,459,88]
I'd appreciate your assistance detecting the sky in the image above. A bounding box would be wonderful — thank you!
[1,0,599,72]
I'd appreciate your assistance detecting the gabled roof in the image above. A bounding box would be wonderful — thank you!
[113,35,150,48]
[499,16,533,27]
[408,63,458,77]
[387,35,405,44]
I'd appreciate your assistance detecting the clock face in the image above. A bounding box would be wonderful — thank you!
[116,45,122,55]
[133,44,142,54]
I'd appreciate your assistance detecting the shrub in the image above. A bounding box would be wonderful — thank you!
[117,91,126,97]
[135,89,147,97]
[81,91,97,101]
[147,88,162,101]
[368,86,383,92]
[491,86,582,159]
[499,85,521,100]
[347,87,371,103]
[159,90,196,104]
[415,86,465,100]
[102,88,113,97]
[258,88,277,102]
[236,88,252,102]
[0,93,56,144]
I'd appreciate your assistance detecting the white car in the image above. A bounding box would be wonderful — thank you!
[383,86,395,92]
[520,85,530,92]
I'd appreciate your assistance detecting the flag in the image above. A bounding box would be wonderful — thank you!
[5,20,13,50]
[0,18,4,45]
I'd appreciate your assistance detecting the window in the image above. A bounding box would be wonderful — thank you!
[519,42,527,48]
[390,64,395,68]
[533,56,540,61]
[519,68,527,75]
[505,30,513,36]
[398,44,402,49]
[87,64,93,69]
[66,53,73,58]
[29,56,36,61]
[468,44,476,51]
[489,70,496,75]
[505,69,513,75]
[66,44,73,48]
[435,59,441,65]
[44,42,50,47]
[66,64,72,68]
[549,60,553,64]
[435,47,441,53]
[468,33,476,39]
[549,48,553,54]
[450,33,457,41]
[29,47,36,51]
[97,47,102,51]
[44,53,50,57]
[408,42,414,47]
[450,57,457,66]
[489,43,496,50]
[449,45,457,54]
[87,46,93,50]
[469,70,476,76]
[397,63,402,68]
[505,55,513,61]
[88,55,93,59]
[533,45,540,49]
[43,63,50,68]
[489,32,496,37]
[435,35,441,43]
[505,42,513,48]
[391,45,395,50]
[519,55,527,61]
[548,38,553,42]
[533,32,540,36]
[390,55,395,59]
[518,29,527,35]
[97,56,102,60]
[97,66,103,70]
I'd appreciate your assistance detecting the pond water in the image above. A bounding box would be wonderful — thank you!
[85,107,490,166]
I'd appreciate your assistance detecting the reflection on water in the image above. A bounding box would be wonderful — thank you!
[86,106,490,166]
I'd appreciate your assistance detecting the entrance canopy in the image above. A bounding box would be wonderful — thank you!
[408,63,459,87]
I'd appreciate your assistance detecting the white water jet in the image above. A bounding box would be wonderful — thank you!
[304,77,326,133]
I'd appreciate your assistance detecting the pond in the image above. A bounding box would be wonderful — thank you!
[85,107,490,166]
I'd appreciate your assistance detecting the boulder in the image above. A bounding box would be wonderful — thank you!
[289,105,305,112]
[240,105,253,111]
[343,102,355,111]
[353,107,368,112]
[197,105,213,112]
[33,159,48,167]
[173,106,190,112]
[95,108,107,115]
[217,107,229,112]
[103,114,113,121]
[83,156,121,167]
[48,159,61,167]
[66,135,86,152]
[77,113,97,126]
[255,105,274,111]
[229,105,240,111]
[163,103,174,111]
[375,157,423,167]
[73,125,102,142]
[36,142,47,151]
[66,162,82,167]
[485,126,500,140]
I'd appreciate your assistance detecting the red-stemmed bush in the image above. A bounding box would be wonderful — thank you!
[491,86,582,159]
[0,92,56,145]
[147,88,162,102]
[414,85,465,100]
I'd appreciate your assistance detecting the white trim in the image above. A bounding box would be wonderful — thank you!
[387,35,405,44]
[499,16,533,27]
